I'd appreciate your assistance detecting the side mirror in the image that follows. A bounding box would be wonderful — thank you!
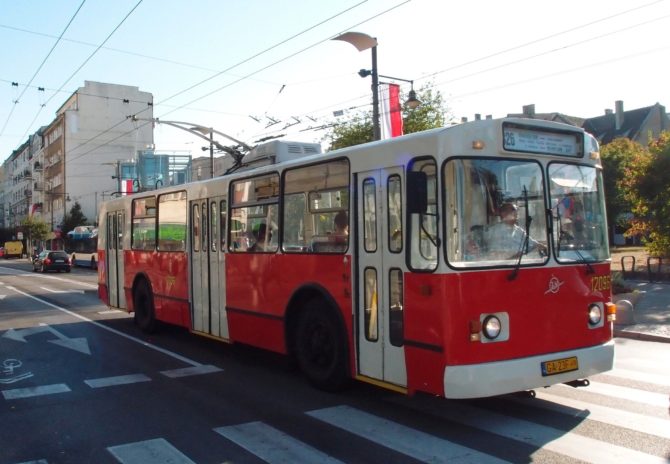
[407,171,428,214]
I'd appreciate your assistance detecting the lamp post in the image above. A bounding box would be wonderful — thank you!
[333,32,381,141]
[333,32,421,141]
[378,75,422,109]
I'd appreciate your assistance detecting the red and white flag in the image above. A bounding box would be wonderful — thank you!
[379,83,403,139]
[121,179,134,195]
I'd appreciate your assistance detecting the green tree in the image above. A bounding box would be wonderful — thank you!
[600,138,644,241]
[21,216,51,254]
[61,201,88,234]
[325,83,448,150]
[619,132,670,256]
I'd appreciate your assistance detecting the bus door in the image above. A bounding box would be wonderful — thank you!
[208,196,229,338]
[357,167,407,387]
[190,197,229,338]
[106,211,126,309]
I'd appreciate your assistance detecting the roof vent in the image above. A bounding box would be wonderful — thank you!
[242,140,322,167]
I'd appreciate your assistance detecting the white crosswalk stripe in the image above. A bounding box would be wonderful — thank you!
[214,421,344,463]
[513,390,670,440]
[388,396,668,464]
[308,405,510,463]
[605,368,670,387]
[8,361,668,463]
[107,438,195,464]
[559,380,669,407]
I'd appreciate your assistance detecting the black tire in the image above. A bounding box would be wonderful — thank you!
[91,257,97,270]
[133,279,157,333]
[295,301,349,391]
[65,268,71,273]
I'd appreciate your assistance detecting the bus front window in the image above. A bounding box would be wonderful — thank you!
[445,158,548,268]
[549,163,609,263]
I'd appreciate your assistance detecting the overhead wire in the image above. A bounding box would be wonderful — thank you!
[8,0,664,165]
[18,0,144,141]
[0,0,87,139]
[62,0,383,163]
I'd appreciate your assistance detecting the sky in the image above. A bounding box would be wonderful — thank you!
[1,0,668,161]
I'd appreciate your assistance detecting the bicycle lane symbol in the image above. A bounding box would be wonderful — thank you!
[0,358,34,384]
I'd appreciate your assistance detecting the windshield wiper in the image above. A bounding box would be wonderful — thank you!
[508,187,531,281]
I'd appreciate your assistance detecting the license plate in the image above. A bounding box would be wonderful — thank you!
[55,259,63,262]
[541,356,578,376]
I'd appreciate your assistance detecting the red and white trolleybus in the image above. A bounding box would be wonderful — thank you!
[97,117,615,399]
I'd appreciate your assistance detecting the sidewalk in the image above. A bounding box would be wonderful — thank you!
[613,280,670,343]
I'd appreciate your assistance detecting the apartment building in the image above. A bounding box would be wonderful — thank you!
[2,81,154,237]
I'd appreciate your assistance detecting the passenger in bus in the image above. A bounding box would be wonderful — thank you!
[485,203,545,259]
[249,223,271,252]
[333,211,349,236]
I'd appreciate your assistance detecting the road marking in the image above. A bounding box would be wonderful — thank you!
[4,285,203,367]
[605,368,670,387]
[107,438,195,464]
[0,267,98,288]
[0,295,6,300]
[85,374,151,388]
[39,286,85,295]
[308,405,509,464]
[3,323,91,355]
[2,383,71,400]
[0,358,34,384]
[557,381,669,408]
[215,421,344,464]
[160,365,222,378]
[512,390,670,440]
[389,396,667,464]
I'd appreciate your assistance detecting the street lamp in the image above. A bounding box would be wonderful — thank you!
[378,75,422,110]
[333,32,421,140]
[333,32,381,141]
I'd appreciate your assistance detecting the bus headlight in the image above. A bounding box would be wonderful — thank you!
[482,315,502,340]
[588,304,602,325]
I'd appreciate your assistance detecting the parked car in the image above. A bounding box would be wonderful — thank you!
[0,247,4,258]
[32,250,72,273]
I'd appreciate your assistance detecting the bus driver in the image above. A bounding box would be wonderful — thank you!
[486,203,545,259]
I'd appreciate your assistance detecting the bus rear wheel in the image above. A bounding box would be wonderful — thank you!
[133,279,157,333]
[295,302,348,391]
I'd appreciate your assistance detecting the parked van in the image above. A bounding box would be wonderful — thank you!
[4,241,24,259]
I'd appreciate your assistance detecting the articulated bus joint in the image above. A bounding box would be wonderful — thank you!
[563,379,590,388]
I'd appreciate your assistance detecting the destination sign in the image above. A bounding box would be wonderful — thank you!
[503,123,582,157]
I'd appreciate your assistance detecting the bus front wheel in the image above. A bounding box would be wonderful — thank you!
[295,302,348,391]
[133,279,157,333]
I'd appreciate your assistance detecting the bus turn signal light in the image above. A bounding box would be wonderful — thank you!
[606,302,617,322]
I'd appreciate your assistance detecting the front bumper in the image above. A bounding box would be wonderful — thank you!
[443,340,615,399]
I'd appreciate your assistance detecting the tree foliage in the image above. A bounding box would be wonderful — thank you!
[618,132,670,256]
[20,216,51,242]
[61,201,88,234]
[600,138,644,239]
[325,83,448,150]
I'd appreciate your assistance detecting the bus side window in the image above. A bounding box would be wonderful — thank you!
[408,158,438,271]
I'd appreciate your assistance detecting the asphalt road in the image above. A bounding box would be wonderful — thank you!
[0,260,668,464]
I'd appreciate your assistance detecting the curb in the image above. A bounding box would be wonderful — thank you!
[614,329,670,343]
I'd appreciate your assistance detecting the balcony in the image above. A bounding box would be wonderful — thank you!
[34,161,42,171]
[34,182,43,191]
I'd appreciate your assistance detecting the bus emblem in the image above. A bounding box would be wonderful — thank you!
[545,275,564,294]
